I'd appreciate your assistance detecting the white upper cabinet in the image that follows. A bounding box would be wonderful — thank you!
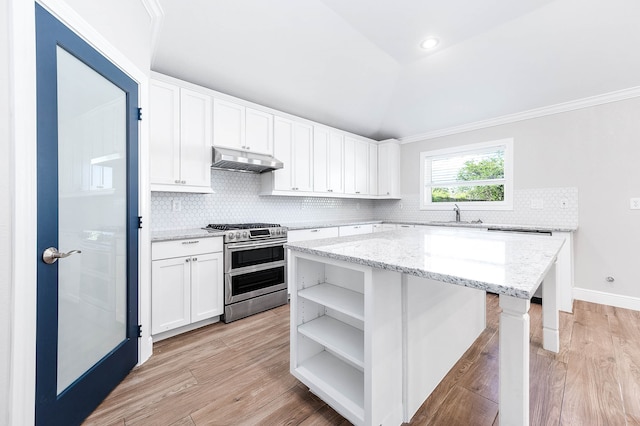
[212,99,244,149]
[345,137,370,195]
[213,99,273,155]
[245,108,274,154]
[180,88,214,188]
[149,79,213,193]
[313,127,344,194]
[377,140,401,198]
[263,117,313,192]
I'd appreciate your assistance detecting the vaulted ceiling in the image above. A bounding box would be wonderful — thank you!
[151,0,640,141]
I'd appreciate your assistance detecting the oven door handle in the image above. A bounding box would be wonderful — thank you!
[226,239,287,250]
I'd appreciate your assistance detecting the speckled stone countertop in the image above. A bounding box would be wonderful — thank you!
[283,220,577,233]
[285,226,566,299]
[151,228,225,242]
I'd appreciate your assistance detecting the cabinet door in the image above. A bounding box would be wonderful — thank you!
[190,252,224,322]
[245,108,273,155]
[180,88,212,188]
[151,257,191,334]
[292,122,314,192]
[313,127,329,193]
[149,80,180,185]
[328,132,344,194]
[344,137,356,194]
[272,116,293,191]
[378,142,400,197]
[369,143,378,196]
[354,139,369,195]
[213,98,244,149]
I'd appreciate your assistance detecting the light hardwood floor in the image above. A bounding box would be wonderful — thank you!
[84,295,640,425]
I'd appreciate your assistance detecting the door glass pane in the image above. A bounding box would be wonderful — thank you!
[56,47,128,394]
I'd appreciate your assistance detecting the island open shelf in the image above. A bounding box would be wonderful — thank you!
[289,253,403,426]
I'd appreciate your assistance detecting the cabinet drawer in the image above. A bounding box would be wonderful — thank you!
[287,227,340,242]
[152,237,223,260]
[338,224,373,237]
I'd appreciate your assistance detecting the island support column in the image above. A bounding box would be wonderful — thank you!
[542,262,559,352]
[499,295,530,426]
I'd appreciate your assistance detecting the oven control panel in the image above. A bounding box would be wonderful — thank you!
[225,227,287,243]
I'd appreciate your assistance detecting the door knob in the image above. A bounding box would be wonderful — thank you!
[42,247,82,264]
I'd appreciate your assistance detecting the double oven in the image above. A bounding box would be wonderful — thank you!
[205,223,288,323]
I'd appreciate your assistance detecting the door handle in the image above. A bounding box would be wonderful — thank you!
[42,247,82,264]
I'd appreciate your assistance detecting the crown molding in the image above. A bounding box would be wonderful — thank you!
[400,86,640,144]
[140,0,164,65]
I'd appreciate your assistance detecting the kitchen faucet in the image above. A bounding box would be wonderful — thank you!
[453,204,460,222]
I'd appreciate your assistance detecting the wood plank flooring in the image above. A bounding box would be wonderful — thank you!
[84,295,640,425]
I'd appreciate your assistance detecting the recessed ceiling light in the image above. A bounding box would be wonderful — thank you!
[420,37,439,50]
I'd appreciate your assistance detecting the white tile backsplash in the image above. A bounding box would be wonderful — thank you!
[150,170,375,231]
[151,171,578,231]
[374,187,579,228]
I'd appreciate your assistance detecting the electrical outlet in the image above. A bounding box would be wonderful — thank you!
[530,199,543,210]
[630,198,640,210]
[560,199,568,209]
[171,200,181,212]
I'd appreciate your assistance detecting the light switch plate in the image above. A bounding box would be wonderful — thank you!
[560,199,568,209]
[631,198,640,210]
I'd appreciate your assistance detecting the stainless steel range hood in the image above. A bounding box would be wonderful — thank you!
[211,147,283,173]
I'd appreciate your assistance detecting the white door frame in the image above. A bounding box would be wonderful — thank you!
[9,0,152,424]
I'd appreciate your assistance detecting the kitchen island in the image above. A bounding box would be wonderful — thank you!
[286,226,565,426]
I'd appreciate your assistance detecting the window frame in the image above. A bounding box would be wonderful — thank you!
[419,138,514,211]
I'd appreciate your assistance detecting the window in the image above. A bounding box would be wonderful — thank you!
[420,139,513,210]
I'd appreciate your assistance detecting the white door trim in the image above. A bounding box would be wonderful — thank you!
[9,0,152,424]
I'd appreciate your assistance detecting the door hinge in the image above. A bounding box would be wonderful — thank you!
[137,107,142,121]
[137,324,142,337]
[138,216,143,229]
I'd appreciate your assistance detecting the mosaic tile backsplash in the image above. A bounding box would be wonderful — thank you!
[151,170,578,231]
[150,170,376,230]
[374,187,579,228]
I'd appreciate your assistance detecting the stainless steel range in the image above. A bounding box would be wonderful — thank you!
[205,223,288,323]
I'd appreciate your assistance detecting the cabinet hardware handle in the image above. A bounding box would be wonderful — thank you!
[192,257,197,261]
[246,146,250,150]
[354,226,360,229]
[355,191,360,194]
[181,180,186,184]
[175,179,180,184]
[185,258,190,262]
[181,240,200,245]
[310,229,319,232]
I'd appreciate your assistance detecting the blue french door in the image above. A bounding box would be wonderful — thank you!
[35,4,139,425]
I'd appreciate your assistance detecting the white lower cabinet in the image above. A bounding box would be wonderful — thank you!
[290,253,403,426]
[151,237,223,336]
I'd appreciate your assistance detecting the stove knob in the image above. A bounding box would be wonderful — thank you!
[228,233,235,240]
[242,231,248,238]
[282,228,287,235]
[235,232,241,239]
[275,229,280,235]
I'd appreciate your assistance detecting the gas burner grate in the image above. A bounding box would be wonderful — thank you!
[205,223,281,231]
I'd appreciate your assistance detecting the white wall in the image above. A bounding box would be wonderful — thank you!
[0,0,12,422]
[62,0,152,74]
[401,97,640,302]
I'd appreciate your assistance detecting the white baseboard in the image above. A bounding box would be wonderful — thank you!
[573,287,640,312]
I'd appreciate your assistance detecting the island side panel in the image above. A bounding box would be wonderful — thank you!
[403,275,486,421]
[365,268,403,426]
[542,262,560,352]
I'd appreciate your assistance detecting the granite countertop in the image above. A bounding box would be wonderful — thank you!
[283,219,577,233]
[151,228,225,242]
[285,226,565,299]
